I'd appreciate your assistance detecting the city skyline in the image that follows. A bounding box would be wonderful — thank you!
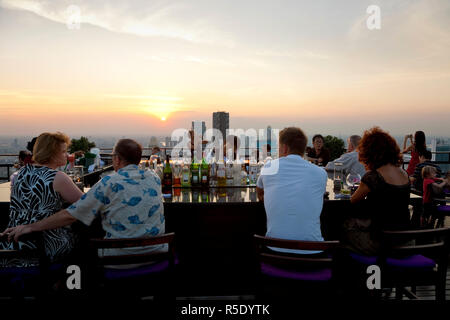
[1,0,450,136]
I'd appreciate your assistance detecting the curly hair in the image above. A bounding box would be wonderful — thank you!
[358,127,403,170]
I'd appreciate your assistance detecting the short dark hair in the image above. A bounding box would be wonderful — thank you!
[358,127,403,170]
[27,137,37,153]
[312,134,324,143]
[19,150,29,161]
[114,139,142,165]
[279,127,307,156]
[419,149,432,160]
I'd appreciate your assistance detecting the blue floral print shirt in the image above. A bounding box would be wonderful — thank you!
[66,164,165,256]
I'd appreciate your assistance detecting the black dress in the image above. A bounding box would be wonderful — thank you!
[0,165,76,267]
[343,170,410,255]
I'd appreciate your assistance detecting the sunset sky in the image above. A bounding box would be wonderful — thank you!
[0,0,449,137]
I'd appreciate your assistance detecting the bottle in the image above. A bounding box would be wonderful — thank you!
[181,158,191,187]
[226,159,234,186]
[172,161,182,187]
[217,160,226,187]
[240,164,248,186]
[191,151,200,187]
[209,157,217,187]
[249,158,258,186]
[233,160,241,186]
[201,157,210,188]
[162,155,173,194]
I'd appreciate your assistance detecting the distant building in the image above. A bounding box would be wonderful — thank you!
[267,126,272,147]
[149,136,159,147]
[212,111,229,142]
[191,120,206,139]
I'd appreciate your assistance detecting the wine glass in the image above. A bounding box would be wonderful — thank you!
[346,172,361,195]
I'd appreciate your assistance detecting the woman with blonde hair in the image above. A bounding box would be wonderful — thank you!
[1,132,83,266]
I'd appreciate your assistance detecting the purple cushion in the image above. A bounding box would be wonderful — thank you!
[260,263,332,282]
[349,253,377,265]
[104,259,176,280]
[386,254,436,270]
[437,205,450,213]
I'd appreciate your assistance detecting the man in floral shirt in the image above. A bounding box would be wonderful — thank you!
[3,139,165,257]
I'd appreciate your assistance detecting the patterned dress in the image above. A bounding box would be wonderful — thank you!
[0,165,76,267]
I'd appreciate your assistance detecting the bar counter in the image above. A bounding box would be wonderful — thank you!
[0,177,355,296]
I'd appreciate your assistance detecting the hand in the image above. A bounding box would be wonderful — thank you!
[0,225,33,242]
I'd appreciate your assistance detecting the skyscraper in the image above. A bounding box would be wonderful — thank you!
[212,111,229,142]
[191,120,206,139]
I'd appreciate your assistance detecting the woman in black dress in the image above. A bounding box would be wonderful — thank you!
[1,132,83,266]
[344,127,410,255]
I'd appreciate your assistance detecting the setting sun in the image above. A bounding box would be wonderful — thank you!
[161,117,166,121]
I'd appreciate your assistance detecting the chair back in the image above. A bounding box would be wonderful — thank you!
[253,234,339,270]
[380,227,450,260]
[89,232,176,267]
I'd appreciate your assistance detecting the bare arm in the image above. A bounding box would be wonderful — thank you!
[350,181,370,204]
[1,210,77,242]
[53,171,83,203]
[402,135,413,153]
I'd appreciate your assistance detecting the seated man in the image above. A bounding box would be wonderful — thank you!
[325,135,366,178]
[256,127,327,254]
[410,149,442,191]
[2,139,166,258]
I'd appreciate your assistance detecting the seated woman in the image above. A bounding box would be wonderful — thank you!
[306,134,330,166]
[344,127,411,256]
[1,132,83,266]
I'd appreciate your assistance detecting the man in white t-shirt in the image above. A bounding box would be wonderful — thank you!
[256,127,327,254]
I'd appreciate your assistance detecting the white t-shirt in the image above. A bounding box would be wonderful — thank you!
[256,154,327,254]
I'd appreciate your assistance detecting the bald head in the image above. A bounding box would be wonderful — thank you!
[113,139,142,165]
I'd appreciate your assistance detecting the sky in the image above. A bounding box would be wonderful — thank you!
[0,0,449,138]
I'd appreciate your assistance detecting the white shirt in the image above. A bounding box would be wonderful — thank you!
[256,154,327,254]
[325,151,366,178]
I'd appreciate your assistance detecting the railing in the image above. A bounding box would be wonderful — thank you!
[2,150,449,182]
[402,151,450,171]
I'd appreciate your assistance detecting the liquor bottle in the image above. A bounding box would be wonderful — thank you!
[209,157,217,187]
[233,160,241,186]
[181,158,191,187]
[226,159,234,186]
[240,164,248,186]
[201,157,209,188]
[172,161,182,187]
[217,160,227,187]
[249,158,258,186]
[191,151,200,187]
[162,155,173,194]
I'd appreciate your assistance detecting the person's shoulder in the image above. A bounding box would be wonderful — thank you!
[362,170,378,182]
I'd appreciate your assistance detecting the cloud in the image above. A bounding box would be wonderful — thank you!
[0,0,236,47]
